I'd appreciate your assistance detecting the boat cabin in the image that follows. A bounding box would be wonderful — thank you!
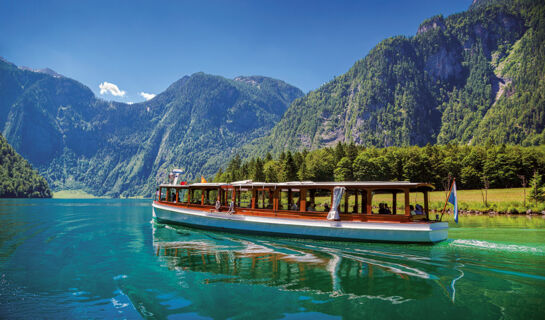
[155,181,434,223]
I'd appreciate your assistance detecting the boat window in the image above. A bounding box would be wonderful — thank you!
[371,190,406,215]
[339,189,361,214]
[408,191,428,219]
[291,190,300,211]
[191,189,202,205]
[305,189,331,212]
[256,189,272,209]
[236,189,252,208]
[201,189,217,205]
[225,189,234,205]
[278,189,301,211]
[178,189,188,203]
[206,189,218,206]
[160,187,167,201]
[169,189,177,203]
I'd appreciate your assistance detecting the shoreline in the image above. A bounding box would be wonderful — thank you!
[432,209,545,216]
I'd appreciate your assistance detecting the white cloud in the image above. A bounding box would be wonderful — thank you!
[99,81,126,97]
[139,92,156,101]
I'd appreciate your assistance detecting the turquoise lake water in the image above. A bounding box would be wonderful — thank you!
[1,199,544,319]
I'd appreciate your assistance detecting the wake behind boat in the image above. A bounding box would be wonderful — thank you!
[152,175,448,243]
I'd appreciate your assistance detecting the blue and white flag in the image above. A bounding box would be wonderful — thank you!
[448,180,458,223]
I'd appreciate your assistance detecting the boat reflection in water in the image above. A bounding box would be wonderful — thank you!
[152,221,461,306]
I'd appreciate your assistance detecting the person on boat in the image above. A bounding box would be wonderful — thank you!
[228,200,235,214]
[290,201,299,211]
[352,204,358,213]
[384,203,392,214]
[215,197,221,211]
[306,202,316,211]
[323,203,330,211]
[415,204,423,215]
[410,205,416,215]
[378,203,386,214]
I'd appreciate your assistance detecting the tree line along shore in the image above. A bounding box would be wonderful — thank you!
[212,144,545,214]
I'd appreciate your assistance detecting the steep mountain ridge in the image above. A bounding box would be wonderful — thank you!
[0,61,303,196]
[242,0,543,157]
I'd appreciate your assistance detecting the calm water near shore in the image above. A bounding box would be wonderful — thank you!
[1,199,544,319]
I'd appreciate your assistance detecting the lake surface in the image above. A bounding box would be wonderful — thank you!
[1,199,544,319]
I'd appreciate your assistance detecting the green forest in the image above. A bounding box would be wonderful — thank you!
[0,134,51,198]
[214,143,545,192]
[0,58,302,197]
[242,0,545,157]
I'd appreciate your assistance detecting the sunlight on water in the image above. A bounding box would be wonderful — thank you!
[450,239,545,255]
[1,199,545,319]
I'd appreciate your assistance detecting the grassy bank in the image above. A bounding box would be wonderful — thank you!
[428,188,545,214]
[52,189,104,199]
[373,187,545,214]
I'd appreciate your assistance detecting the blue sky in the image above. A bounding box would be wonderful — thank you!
[0,0,471,103]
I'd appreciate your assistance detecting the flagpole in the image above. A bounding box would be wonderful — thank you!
[440,178,455,222]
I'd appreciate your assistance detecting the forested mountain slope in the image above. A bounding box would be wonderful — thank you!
[244,0,544,156]
[0,59,303,197]
[0,133,51,198]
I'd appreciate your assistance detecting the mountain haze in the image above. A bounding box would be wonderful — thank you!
[243,0,544,156]
[0,60,303,196]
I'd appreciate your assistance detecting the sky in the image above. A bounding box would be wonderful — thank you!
[0,0,472,103]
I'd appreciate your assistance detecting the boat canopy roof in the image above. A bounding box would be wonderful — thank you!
[159,180,434,191]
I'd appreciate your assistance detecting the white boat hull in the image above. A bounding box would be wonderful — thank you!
[152,202,448,243]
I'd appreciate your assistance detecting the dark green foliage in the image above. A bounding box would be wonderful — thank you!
[282,151,298,182]
[334,157,354,181]
[243,0,543,157]
[0,134,51,198]
[528,171,545,203]
[217,143,545,190]
[0,60,303,197]
[252,158,265,182]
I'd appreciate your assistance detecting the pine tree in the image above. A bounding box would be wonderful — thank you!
[283,151,298,181]
[334,142,346,164]
[346,142,358,162]
[253,158,265,182]
[528,171,545,203]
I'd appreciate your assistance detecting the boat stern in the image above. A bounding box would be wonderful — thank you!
[427,221,449,242]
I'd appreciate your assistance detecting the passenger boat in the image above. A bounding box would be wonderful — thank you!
[152,177,448,243]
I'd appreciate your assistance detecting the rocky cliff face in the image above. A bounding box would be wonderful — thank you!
[417,15,446,35]
[242,0,543,157]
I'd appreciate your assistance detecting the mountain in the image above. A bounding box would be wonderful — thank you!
[0,60,303,197]
[243,0,544,156]
[0,133,51,198]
